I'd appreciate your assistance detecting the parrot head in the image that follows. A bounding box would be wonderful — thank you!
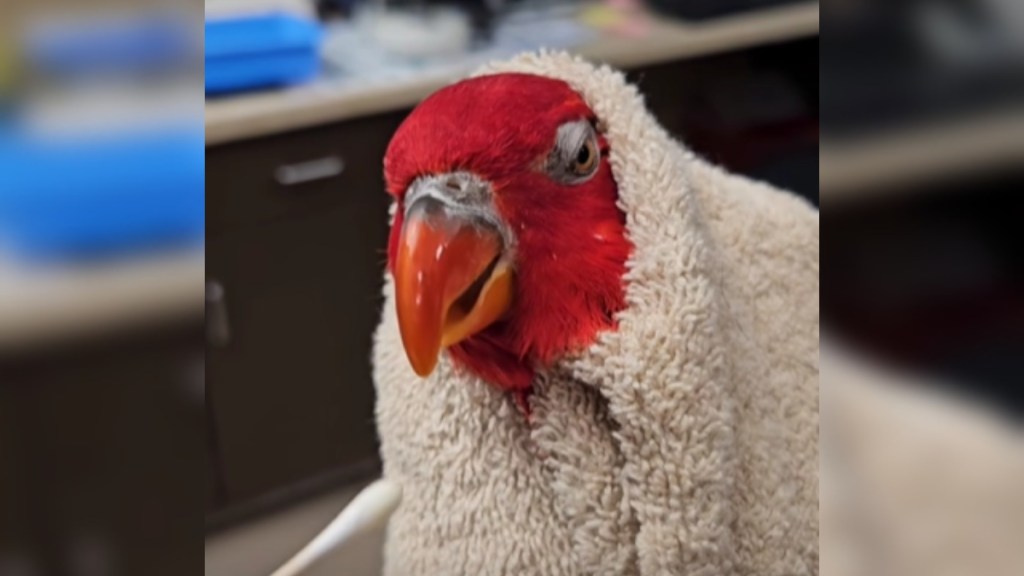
[384,73,632,392]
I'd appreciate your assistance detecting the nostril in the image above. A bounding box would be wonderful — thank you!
[445,177,461,192]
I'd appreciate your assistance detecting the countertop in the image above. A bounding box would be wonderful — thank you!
[206,2,821,145]
[820,109,1024,202]
[0,248,205,353]
[206,479,384,576]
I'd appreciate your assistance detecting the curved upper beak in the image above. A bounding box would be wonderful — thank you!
[393,190,513,377]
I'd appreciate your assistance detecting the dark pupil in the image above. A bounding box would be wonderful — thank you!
[575,144,590,166]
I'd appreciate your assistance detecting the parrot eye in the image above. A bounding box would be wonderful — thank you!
[572,138,598,176]
[547,119,600,184]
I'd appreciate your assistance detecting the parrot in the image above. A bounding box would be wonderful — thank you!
[373,52,819,576]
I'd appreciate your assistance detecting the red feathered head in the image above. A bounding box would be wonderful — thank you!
[384,73,632,393]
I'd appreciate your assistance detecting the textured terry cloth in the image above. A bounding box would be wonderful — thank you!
[373,51,819,576]
[820,345,1024,576]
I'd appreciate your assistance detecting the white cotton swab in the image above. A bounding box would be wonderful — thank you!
[268,479,402,576]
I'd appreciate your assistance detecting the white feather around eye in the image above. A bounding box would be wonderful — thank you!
[548,119,599,184]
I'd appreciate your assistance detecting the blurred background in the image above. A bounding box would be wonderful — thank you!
[820,2,1024,573]
[2,1,205,576]
[822,0,1023,417]
[0,0,1020,574]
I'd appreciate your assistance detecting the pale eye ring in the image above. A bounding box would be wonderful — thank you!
[547,119,600,184]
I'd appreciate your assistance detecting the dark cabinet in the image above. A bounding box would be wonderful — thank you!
[206,112,404,522]
[0,325,206,576]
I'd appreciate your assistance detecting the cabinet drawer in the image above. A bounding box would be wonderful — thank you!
[1,326,206,576]
[206,182,390,504]
[206,112,406,233]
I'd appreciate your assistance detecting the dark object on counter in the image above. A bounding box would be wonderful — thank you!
[378,0,500,42]
[316,0,360,18]
[646,0,805,20]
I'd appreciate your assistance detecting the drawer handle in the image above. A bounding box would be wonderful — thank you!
[207,280,231,347]
[275,156,345,186]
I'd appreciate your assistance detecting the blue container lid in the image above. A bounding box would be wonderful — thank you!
[0,128,205,262]
[206,12,323,60]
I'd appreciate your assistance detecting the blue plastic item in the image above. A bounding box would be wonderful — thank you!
[25,14,194,76]
[0,128,205,263]
[205,13,323,94]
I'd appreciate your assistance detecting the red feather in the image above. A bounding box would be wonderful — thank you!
[384,73,632,395]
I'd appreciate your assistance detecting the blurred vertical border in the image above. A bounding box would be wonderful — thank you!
[821,0,1024,575]
[1,2,205,575]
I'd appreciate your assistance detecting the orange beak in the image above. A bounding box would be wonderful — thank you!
[394,199,514,377]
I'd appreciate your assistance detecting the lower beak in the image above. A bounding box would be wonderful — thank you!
[394,198,513,377]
